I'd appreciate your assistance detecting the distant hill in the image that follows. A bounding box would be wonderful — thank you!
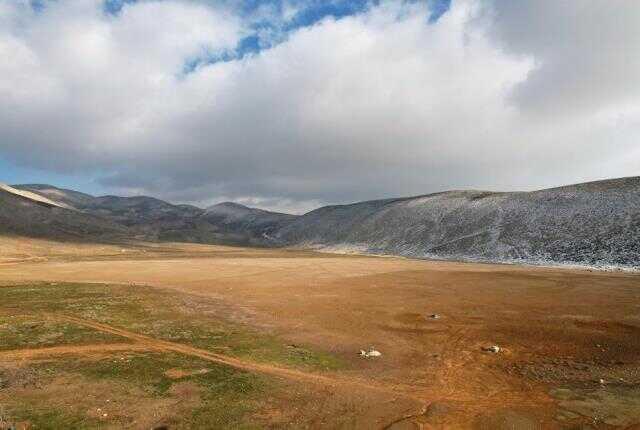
[203,202,298,245]
[0,184,126,241]
[13,184,95,208]
[10,177,640,269]
[14,185,296,245]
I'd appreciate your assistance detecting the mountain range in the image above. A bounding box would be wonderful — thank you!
[1,177,638,270]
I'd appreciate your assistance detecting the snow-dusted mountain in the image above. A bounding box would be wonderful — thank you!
[10,177,640,269]
[275,177,640,269]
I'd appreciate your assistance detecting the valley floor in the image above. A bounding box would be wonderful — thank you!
[1,237,639,429]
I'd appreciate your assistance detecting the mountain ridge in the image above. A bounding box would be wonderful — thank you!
[12,184,296,246]
[274,176,640,269]
[9,176,640,270]
[0,184,127,241]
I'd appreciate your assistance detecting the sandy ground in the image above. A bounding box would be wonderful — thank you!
[1,237,640,428]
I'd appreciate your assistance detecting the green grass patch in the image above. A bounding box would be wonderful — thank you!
[3,405,101,430]
[0,282,345,429]
[42,351,262,397]
[2,352,267,429]
[0,282,344,372]
[0,315,126,350]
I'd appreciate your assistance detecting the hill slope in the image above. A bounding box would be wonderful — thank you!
[13,184,95,208]
[203,202,298,245]
[0,184,126,241]
[275,177,640,269]
[10,177,640,269]
[13,185,297,245]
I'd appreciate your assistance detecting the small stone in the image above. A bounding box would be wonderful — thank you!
[598,378,605,385]
[429,314,441,319]
[483,345,501,353]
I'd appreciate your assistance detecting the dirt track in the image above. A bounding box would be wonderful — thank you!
[1,240,640,428]
[0,343,153,360]
[51,314,423,403]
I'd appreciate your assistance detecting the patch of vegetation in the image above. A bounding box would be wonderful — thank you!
[42,351,263,397]
[3,352,267,429]
[0,283,343,429]
[0,315,126,350]
[2,404,101,430]
[0,282,344,428]
[0,282,344,371]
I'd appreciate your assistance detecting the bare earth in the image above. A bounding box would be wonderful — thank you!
[1,238,639,429]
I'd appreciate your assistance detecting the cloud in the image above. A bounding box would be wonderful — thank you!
[484,0,640,118]
[0,0,639,213]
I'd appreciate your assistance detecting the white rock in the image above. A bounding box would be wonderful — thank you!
[367,349,382,357]
[359,347,382,358]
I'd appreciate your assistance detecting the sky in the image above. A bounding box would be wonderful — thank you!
[1,0,639,214]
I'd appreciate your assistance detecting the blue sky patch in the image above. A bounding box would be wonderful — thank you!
[0,158,106,195]
[29,0,47,13]
[180,0,451,75]
[103,0,137,16]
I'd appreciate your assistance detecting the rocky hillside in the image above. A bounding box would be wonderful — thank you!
[274,177,640,269]
[10,177,640,269]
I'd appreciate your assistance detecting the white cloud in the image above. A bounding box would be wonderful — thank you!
[0,0,639,212]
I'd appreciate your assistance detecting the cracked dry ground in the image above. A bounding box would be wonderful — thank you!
[1,240,639,429]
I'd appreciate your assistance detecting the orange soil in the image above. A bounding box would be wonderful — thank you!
[1,239,639,428]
